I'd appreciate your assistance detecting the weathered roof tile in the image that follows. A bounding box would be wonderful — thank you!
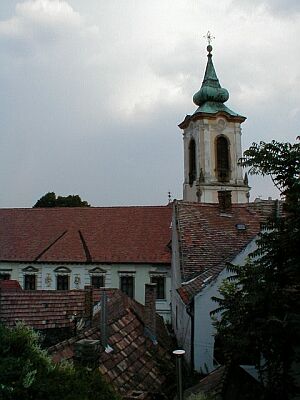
[0,206,172,264]
[175,201,262,303]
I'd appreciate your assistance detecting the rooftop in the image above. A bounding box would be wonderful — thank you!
[0,206,172,264]
[175,201,262,303]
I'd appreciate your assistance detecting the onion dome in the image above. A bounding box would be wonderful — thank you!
[193,45,229,107]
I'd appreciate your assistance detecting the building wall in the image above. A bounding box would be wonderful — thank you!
[171,208,192,364]
[193,238,258,373]
[0,262,171,322]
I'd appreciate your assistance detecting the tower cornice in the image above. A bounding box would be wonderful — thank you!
[179,111,246,130]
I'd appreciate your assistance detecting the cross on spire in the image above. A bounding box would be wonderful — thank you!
[204,31,215,45]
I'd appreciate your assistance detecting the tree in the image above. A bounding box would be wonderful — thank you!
[33,192,90,208]
[0,323,119,400]
[211,140,300,400]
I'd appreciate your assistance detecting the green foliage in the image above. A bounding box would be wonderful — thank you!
[212,140,300,400]
[33,192,91,208]
[0,323,119,400]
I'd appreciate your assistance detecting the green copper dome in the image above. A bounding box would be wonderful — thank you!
[179,44,246,128]
[193,45,229,106]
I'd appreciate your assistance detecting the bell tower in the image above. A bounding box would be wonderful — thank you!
[179,38,250,204]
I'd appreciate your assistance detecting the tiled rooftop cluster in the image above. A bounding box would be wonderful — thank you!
[175,201,262,303]
[0,285,173,398]
[0,206,172,263]
[0,286,141,331]
[49,310,171,396]
[0,288,92,329]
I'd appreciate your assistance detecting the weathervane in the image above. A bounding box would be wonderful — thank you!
[203,31,215,54]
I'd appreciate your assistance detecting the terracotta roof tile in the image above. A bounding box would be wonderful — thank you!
[0,206,172,264]
[0,289,92,329]
[176,201,262,303]
[48,290,173,398]
[0,280,22,291]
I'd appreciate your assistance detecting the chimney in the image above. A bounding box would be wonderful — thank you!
[144,283,157,344]
[218,190,232,212]
[74,339,100,367]
[84,285,93,325]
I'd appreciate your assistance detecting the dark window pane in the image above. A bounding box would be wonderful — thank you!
[151,276,166,300]
[57,275,69,290]
[120,276,134,298]
[24,274,36,290]
[189,139,196,184]
[216,136,230,182]
[91,275,104,288]
[0,273,10,280]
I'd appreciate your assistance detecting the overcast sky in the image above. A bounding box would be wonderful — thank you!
[0,0,299,207]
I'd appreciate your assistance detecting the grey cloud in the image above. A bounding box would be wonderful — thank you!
[230,0,300,16]
[0,0,299,207]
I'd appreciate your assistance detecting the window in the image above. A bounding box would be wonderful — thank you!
[24,274,36,290]
[56,275,69,290]
[88,267,106,289]
[120,276,134,298]
[216,136,230,182]
[188,138,196,184]
[150,275,166,300]
[91,275,105,288]
[0,273,10,280]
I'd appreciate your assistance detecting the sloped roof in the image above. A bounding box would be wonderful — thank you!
[49,315,171,397]
[0,287,93,329]
[47,290,173,398]
[0,206,172,264]
[0,279,22,291]
[0,285,173,398]
[183,365,263,399]
[175,202,261,304]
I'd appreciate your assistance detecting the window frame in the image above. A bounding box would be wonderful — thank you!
[24,274,36,290]
[216,135,230,182]
[119,274,135,299]
[0,273,11,280]
[56,274,69,290]
[91,275,105,289]
[188,138,196,185]
[150,275,166,300]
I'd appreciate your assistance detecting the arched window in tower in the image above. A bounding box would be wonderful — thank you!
[189,138,196,185]
[216,136,230,182]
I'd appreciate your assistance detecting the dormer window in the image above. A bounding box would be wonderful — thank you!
[189,138,196,185]
[216,136,230,182]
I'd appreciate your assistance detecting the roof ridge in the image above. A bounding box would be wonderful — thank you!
[0,205,171,211]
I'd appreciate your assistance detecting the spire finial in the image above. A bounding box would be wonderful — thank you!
[203,31,215,53]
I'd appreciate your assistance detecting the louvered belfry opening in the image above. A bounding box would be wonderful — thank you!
[216,136,230,182]
[189,138,196,185]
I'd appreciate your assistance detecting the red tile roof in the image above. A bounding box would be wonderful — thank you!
[49,315,172,397]
[175,201,261,303]
[47,290,173,398]
[0,206,172,264]
[0,279,22,291]
[0,285,173,397]
[0,289,90,329]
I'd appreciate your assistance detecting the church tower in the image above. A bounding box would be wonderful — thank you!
[179,40,250,204]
